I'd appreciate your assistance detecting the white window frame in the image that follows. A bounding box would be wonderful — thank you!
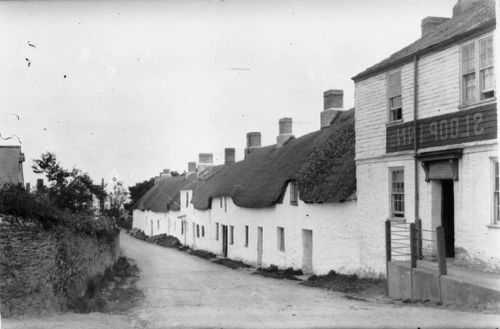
[460,33,495,106]
[387,69,403,123]
[389,167,405,220]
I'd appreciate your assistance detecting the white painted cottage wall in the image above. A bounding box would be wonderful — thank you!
[178,184,379,277]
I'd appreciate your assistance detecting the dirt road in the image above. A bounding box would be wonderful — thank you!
[4,232,500,328]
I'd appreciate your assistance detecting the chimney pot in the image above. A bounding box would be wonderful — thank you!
[421,16,449,37]
[224,148,235,164]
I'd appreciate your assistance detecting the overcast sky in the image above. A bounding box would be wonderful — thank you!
[0,0,456,188]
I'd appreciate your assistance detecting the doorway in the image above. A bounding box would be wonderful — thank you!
[257,226,263,265]
[302,229,313,273]
[441,180,455,258]
[222,225,228,257]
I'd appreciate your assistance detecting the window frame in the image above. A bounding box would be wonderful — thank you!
[386,69,403,123]
[389,167,405,220]
[277,227,285,252]
[460,33,495,106]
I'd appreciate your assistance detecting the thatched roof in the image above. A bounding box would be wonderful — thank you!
[352,0,495,81]
[190,109,355,210]
[133,174,196,212]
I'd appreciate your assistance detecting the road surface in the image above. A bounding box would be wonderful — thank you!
[4,231,500,328]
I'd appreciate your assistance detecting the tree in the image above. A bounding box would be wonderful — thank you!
[108,180,128,212]
[125,178,155,210]
[32,152,106,213]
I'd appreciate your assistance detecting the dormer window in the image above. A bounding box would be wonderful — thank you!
[387,70,402,122]
[462,35,495,105]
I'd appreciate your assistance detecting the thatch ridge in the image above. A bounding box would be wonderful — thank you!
[190,109,356,210]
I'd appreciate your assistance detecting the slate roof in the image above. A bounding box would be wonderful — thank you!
[352,0,496,82]
[190,109,356,210]
[133,173,196,212]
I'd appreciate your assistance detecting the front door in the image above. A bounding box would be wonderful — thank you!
[257,226,263,265]
[441,180,455,258]
[222,225,228,257]
[302,229,313,273]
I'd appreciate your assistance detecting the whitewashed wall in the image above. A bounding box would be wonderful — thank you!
[176,184,378,277]
[354,30,499,272]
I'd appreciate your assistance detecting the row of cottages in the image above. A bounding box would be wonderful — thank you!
[132,91,378,276]
[353,0,499,273]
[133,0,499,280]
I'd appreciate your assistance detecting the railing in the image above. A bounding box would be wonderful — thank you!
[385,219,447,275]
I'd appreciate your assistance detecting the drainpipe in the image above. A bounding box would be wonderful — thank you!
[413,56,421,260]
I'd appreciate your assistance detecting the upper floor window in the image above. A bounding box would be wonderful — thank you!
[462,35,495,105]
[290,181,298,205]
[185,192,189,208]
[390,168,405,219]
[387,70,402,122]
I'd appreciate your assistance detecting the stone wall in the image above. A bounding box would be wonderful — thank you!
[0,215,120,317]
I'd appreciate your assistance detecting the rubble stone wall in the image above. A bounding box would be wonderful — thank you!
[0,215,120,317]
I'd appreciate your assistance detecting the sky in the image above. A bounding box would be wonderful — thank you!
[0,0,456,188]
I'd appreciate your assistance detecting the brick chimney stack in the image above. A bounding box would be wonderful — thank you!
[225,148,235,164]
[188,162,197,173]
[245,132,261,158]
[276,117,294,148]
[321,89,344,129]
[198,153,214,172]
[421,17,449,37]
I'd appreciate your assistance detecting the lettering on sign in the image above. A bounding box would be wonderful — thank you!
[386,103,497,153]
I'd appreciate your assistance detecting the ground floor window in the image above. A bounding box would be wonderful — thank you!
[196,224,200,238]
[181,221,185,234]
[277,227,285,252]
[390,167,405,219]
[244,225,249,247]
[229,225,234,245]
[157,220,160,230]
[202,226,205,237]
[215,222,219,240]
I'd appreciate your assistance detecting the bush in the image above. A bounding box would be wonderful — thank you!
[0,184,61,228]
[0,184,118,237]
